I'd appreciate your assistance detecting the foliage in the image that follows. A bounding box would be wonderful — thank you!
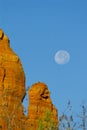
[37,101,87,130]
[37,109,58,130]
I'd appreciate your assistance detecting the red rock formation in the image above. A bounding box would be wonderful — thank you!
[27,82,58,130]
[0,29,26,130]
[0,29,58,130]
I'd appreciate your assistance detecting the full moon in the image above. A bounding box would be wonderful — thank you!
[54,50,70,65]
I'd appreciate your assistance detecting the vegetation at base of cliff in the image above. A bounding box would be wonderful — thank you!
[0,99,87,130]
[37,102,87,130]
[37,109,58,130]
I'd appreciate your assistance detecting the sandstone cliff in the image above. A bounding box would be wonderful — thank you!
[0,29,58,130]
[0,29,26,130]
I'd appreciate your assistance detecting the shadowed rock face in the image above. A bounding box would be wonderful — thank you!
[0,29,58,130]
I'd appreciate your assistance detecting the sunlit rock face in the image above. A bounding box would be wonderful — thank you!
[0,29,58,130]
[0,29,26,130]
[27,82,58,130]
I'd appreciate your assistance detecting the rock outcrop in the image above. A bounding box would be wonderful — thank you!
[0,29,58,130]
[0,29,26,130]
[27,82,58,130]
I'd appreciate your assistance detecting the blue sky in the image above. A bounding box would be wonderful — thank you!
[0,0,87,115]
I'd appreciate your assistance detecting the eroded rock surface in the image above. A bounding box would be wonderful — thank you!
[27,82,58,130]
[0,29,58,130]
[0,29,26,130]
